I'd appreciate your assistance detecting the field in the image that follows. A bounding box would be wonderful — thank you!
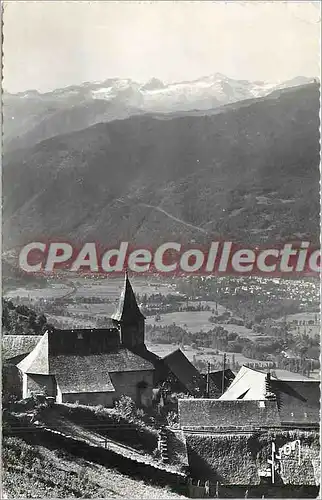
[67,303,116,316]
[5,284,71,300]
[277,312,320,338]
[46,314,96,329]
[4,275,176,302]
[146,310,257,339]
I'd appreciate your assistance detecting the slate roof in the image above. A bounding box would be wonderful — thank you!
[162,348,205,395]
[51,349,155,394]
[18,328,155,395]
[48,327,121,356]
[2,335,43,361]
[179,398,281,429]
[111,272,145,323]
[51,355,115,394]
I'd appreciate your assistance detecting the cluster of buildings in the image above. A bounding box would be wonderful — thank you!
[3,274,320,494]
[3,273,205,405]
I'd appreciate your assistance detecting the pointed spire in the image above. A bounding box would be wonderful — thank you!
[111,272,145,323]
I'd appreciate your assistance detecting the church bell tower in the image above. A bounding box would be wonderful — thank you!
[111,272,145,349]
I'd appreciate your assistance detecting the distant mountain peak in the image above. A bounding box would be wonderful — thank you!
[3,74,319,152]
[140,78,165,91]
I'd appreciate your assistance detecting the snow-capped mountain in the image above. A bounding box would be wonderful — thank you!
[89,73,315,111]
[3,73,317,151]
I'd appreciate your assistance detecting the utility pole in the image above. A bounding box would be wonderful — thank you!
[206,362,210,398]
[221,353,226,395]
[267,441,276,484]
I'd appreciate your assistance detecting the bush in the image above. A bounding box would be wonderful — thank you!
[166,411,179,428]
[114,395,137,421]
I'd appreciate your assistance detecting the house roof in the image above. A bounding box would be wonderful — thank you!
[219,365,267,400]
[271,379,320,425]
[111,272,145,323]
[206,369,235,393]
[162,348,205,395]
[2,335,43,361]
[219,365,320,425]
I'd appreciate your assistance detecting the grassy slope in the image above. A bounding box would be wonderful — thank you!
[2,437,185,499]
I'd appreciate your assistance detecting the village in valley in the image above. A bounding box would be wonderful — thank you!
[2,272,320,498]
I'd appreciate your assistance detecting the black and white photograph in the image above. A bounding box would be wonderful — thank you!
[1,1,321,498]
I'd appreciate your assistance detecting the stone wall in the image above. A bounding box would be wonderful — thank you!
[3,363,22,402]
[166,428,189,469]
[109,370,154,407]
[185,429,320,486]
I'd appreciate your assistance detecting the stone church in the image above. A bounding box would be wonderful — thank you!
[18,273,158,407]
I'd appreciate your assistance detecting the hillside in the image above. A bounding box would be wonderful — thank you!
[2,398,187,499]
[2,83,320,251]
[2,436,185,499]
[2,299,48,336]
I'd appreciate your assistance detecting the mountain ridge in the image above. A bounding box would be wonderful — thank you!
[3,83,320,252]
[3,74,316,152]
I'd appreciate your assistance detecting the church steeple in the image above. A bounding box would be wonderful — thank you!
[112,272,145,323]
[112,272,145,348]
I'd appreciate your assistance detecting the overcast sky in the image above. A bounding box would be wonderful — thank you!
[3,1,321,93]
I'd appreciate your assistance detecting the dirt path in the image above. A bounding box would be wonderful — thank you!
[115,198,208,234]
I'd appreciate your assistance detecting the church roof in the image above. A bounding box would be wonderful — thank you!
[2,335,43,361]
[51,349,154,394]
[18,329,155,395]
[18,332,50,375]
[52,355,115,394]
[111,272,145,322]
